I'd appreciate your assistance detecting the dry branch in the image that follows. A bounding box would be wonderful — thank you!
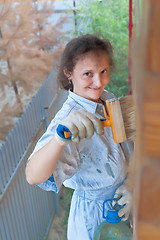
[0,0,66,143]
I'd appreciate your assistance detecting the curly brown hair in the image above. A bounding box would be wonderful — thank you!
[57,34,114,90]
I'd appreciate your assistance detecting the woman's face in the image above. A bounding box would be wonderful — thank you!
[69,50,110,102]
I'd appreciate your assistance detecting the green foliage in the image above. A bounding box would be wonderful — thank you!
[73,0,129,97]
[59,187,73,238]
[60,188,73,226]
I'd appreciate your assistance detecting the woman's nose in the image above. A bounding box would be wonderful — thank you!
[93,74,102,86]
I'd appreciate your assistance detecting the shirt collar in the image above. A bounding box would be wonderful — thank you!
[68,90,115,115]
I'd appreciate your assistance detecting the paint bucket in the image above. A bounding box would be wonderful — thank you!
[93,198,132,240]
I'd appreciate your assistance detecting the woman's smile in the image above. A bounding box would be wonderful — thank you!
[88,87,101,90]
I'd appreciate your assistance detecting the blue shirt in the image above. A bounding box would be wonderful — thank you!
[29,90,127,193]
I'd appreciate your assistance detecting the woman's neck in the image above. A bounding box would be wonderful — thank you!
[94,98,103,104]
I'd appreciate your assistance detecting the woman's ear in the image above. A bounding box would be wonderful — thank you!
[63,67,72,79]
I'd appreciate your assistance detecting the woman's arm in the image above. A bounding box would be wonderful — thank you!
[26,109,104,185]
[25,137,64,185]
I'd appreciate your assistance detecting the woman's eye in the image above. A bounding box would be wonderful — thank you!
[85,72,91,77]
[101,69,107,74]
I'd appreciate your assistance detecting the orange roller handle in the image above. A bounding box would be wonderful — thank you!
[64,131,71,138]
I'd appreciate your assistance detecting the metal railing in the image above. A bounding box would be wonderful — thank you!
[0,69,68,240]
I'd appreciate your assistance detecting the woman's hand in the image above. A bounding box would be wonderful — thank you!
[55,109,104,145]
[112,182,132,221]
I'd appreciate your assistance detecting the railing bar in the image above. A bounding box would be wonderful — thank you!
[31,186,43,230]
[2,199,12,240]
[16,123,25,161]
[0,220,5,240]
[0,212,7,240]
[34,104,41,134]
[0,122,44,201]
[9,131,18,167]
[6,141,14,176]
[45,192,54,223]
[26,101,40,145]
[26,105,33,135]
[16,174,30,239]
[8,132,17,170]
[35,95,41,123]
[0,150,6,190]
[36,187,49,230]
[46,193,54,225]
[11,179,26,238]
[44,193,52,222]
[26,106,32,136]
[31,186,43,234]
[28,104,36,138]
[11,129,20,161]
[1,145,11,181]
[24,107,33,142]
[52,192,60,216]
[6,190,19,239]
[22,109,30,143]
[1,144,9,179]
[21,116,28,148]
[21,110,29,145]
[13,127,21,163]
[10,131,19,169]
[19,174,33,239]
[28,103,35,136]
[20,118,28,148]
[26,184,38,238]
[43,192,52,227]
[30,105,37,138]
[15,123,24,159]
[23,184,37,239]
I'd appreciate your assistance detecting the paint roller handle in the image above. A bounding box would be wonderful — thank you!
[57,124,72,140]
[56,120,111,140]
[56,124,72,139]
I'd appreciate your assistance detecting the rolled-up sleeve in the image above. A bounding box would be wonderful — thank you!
[37,174,58,192]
